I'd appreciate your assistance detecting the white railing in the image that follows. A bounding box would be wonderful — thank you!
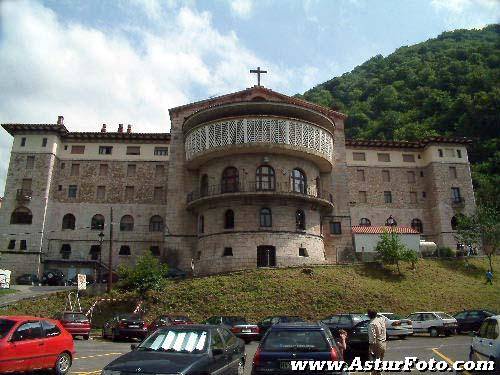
[185,117,333,161]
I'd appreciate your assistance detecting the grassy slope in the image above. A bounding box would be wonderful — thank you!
[1,258,499,326]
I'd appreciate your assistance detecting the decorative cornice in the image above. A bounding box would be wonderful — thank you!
[346,137,471,149]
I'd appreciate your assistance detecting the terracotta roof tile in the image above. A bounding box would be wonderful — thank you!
[351,226,420,234]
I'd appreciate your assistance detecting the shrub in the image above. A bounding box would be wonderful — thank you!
[437,247,456,258]
[117,254,169,298]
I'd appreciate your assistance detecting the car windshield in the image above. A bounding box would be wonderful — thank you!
[436,313,454,320]
[381,313,404,320]
[352,314,369,322]
[0,319,16,339]
[63,313,88,322]
[262,330,329,352]
[138,329,208,353]
[280,316,305,323]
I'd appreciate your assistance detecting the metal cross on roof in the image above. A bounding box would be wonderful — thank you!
[250,67,267,86]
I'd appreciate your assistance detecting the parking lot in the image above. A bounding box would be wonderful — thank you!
[70,334,473,374]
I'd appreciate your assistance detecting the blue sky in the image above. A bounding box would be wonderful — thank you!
[0,0,498,195]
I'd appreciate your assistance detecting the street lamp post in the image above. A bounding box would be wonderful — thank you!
[98,231,104,285]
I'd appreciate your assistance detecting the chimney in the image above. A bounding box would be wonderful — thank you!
[101,124,107,133]
[57,116,64,125]
[127,124,132,134]
[118,124,124,133]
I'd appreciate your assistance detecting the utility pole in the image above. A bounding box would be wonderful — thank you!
[107,207,113,292]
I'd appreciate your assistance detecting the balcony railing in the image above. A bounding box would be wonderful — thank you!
[451,197,465,206]
[187,180,334,204]
[16,189,32,201]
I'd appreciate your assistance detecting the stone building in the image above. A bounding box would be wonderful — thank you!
[0,86,476,279]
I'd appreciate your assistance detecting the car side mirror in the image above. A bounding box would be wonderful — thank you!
[130,344,137,351]
[212,348,224,356]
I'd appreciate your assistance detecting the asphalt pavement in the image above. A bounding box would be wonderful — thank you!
[70,334,474,375]
[0,285,74,307]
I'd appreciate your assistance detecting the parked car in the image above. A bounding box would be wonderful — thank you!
[469,315,499,369]
[41,270,66,286]
[205,316,260,343]
[319,313,369,335]
[148,314,194,333]
[54,311,91,340]
[0,315,75,374]
[251,322,345,374]
[454,309,496,333]
[378,312,413,338]
[406,312,457,337]
[102,325,246,375]
[15,273,40,286]
[166,267,187,279]
[102,314,148,341]
[344,319,371,364]
[257,316,305,337]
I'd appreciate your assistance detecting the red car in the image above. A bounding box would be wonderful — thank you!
[0,315,75,374]
[54,311,91,340]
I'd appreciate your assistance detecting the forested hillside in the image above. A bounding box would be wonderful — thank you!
[299,25,499,207]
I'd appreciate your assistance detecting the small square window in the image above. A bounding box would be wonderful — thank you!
[382,170,390,182]
[384,191,392,204]
[125,186,134,200]
[70,163,80,176]
[353,152,366,161]
[20,240,27,250]
[358,191,367,203]
[377,153,390,162]
[154,187,164,201]
[126,146,141,155]
[64,145,68,150]
[403,154,415,162]
[99,146,113,155]
[119,245,131,256]
[407,171,416,183]
[299,248,308,257]
[42,138,48,147]
[99,164,108,176]
[449,166,457,179]
[96,186,106,200]
[356,169,365,182]
[155,164,165,177]
[457,149,462,158]
[127,164,136,177]
[422,191,427,198]
[58,185,62,191]
[154,147,169,156]
[68,185,78,198]
[8,240,15,249]
[438,149,443,157]
[61,162,65,170]
[223,247,233,256]
[330,222,342,234]
[420,171,424,177]
[26,156,35,169]
[20,137,26,147]
[71,145,85,154]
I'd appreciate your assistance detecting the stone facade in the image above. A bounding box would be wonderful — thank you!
[0,87,476,279]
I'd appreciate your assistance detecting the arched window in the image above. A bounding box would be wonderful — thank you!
[91,214,105,230]
[291,169,307,194]
[385,215,397,227]
[149,215,164,232]
[224,210,234,229]
[120,215,134,231]
[89,245,101,260]
[62,213,76,230]
[411,218,423,233]
[10,207,33,224]
[451,216,458,230]
[296,209,306,230]
[200,174,209,197]
[256,166,275,191]
[260,208,272,227]
[60,244,71,259]
[119,245,131,256]
[359,218,371,227]
[221,167,239,193]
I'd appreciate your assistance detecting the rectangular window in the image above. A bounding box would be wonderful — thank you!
[223,247,233,256]
[352,152,366,161]
[20,137,26,147]
[125,186,134,200]
[22,178,32,190]
[8,240,15,250]
[155,164,164,177]
[377,153,390,162]
[299,248,309,257]
[71,145,85,154]
[451,187,461,202]
[449,166,457,179]
[68,185,77,198]
[457,149,462,158]
[407,171,416,183]
[127,164,136,177]
[438,149,443,157]
[42,138,47,147]
[403,154,415,162]
[384,191,392,204]
[422,191,427,198]
[330,222,342,235]
[154,186,163,201]
[382,170,390,182]
[61,162,65,170]
[98,146,113,155]
[96,186,106,200]
[420,170,424,177]
[58,185,62,191]
[198,216,204,234]
[26,156,35,169]
[356,169,365,182]
[154,147,169,156]
[70,163,80,176]
[410,191,417,204]
[126,146,141,155]
[358,191,367,203]
[20,240,27,250]
[99,164,108,176]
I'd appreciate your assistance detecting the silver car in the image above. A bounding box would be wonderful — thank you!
[379,312,413,338]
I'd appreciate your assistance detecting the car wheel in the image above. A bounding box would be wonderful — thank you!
[236,359,244,375]
[54,352,72,375]
[429,327,439,337]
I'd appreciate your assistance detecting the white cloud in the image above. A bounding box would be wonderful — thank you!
[229,0,253,19]
[430,0,500,28]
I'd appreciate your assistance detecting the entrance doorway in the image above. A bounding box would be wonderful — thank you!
[257,246,276,267]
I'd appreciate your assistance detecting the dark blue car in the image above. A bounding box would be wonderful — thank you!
[251,322,346,374]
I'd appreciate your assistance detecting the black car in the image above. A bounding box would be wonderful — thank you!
[454,310,496,333]
[257,316,305,337]
[343,320,370,364]
[41,269,66,286]
[15,273,40,285]
[252,322,345,374]
[102,314,148,341]
[205,316,260,343]
[320,313,368,335]
[103,325,246,375]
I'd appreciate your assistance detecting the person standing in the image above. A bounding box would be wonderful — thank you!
[486,270,493,285]
[367,309,386,375]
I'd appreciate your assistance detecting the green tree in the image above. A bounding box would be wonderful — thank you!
[117,254,169,298]
[375,231,418,274]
